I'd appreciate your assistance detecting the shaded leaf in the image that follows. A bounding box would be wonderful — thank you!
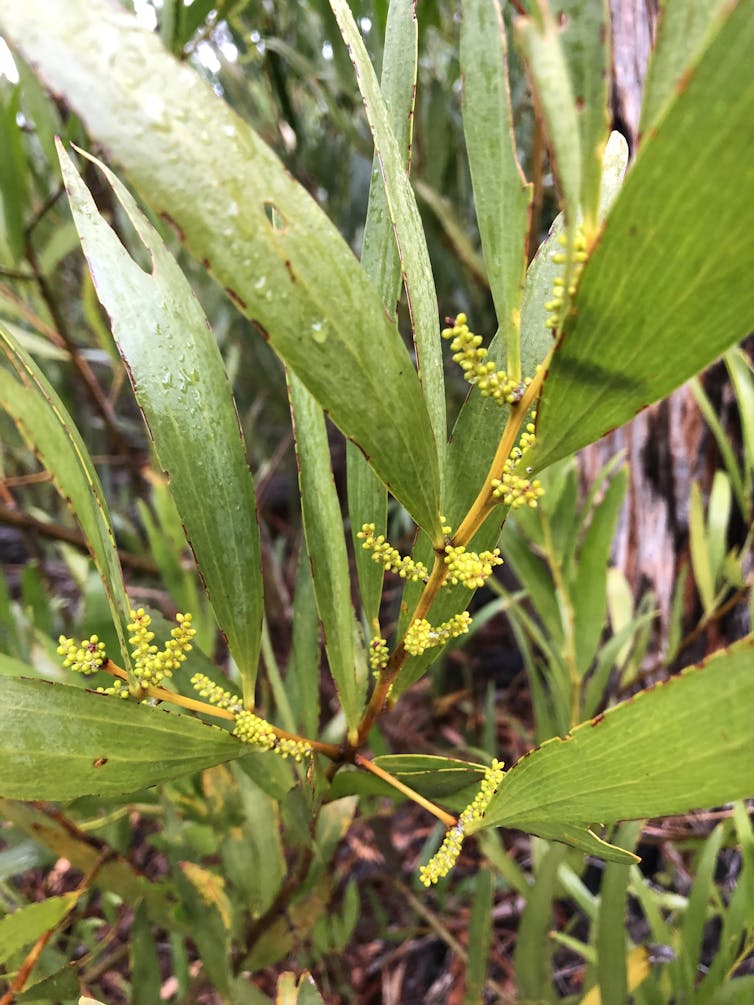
[0,677,243,800]
[0,893,78,962]
[329,754,487,812]
[515,1,582,279]
[288,371,366,731]
[640,0,729,136]
[0,328,132,672]
[554,0,611,232]
[58,144,263,699]
[348,0,417,625]
[0,799,179,927]
[461,0,531,373]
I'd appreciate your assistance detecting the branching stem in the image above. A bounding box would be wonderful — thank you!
[352,351,552,750]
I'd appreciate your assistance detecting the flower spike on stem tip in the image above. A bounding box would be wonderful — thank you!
[419,759,505,886]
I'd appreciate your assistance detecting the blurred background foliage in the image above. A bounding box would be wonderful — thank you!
[1,1,753,1002]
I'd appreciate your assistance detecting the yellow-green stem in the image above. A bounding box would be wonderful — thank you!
[102,661,342,759]
[541,519,581,726]
[454,353,551,547]
[355,754,457,828]
[353,350,553,749]
[354,552,448,746]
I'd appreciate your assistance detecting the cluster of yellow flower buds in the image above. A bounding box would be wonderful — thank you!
[127,609,196,688]
[357,523,428,582]
[443,544,503,589]
[419,759,505,886]
[404,611,471,657]
[57,634,107,675]
[233,710,312,761]
[58,610,196,696]
[491,413,543,510]
[96,679,131,699]
[545,227,588,329]
[491,467,544,509]
[441,314,529,405]
[368,636,390,672]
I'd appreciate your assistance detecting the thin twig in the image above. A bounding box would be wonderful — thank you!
[0,502,158,574]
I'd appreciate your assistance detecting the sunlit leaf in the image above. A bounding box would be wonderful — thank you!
[483,636,754,838]
[530,2,754,472]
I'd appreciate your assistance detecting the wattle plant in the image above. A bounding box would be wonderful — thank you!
[1,0,753,998]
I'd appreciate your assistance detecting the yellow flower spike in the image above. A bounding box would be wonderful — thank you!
[419,759,505,886]
[490,409,544,511]
[404,618,432,657]
[232,710,313,762]
[443,545,503,589]
[491,472,545,509]
[404,611,471,657]
[96,679,130,699]
[129,608,196,688]
[547,225,588,330]
[233,709,277,750]
[357,523,428,582]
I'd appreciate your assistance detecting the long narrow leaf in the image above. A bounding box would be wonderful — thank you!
[58,144,264,700]
[515,1,582,274]
[640,0,729,136]
[288,370,366,732]
[348,0,417,626]
[0,328,132,672]
[0,0,442,537]
[554,0,612,233]
[328,0,446,490]
[0,676,243,800]
[460,0,531,376]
